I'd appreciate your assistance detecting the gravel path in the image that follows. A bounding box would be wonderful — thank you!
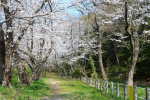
[40,78,66,100]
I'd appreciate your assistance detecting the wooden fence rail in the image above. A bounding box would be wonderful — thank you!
[80,77,150,100]
[60,75,150,100]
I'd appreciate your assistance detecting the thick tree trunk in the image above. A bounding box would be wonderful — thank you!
[32,68,41,81]
[17,65,29,85]
[14,51,29,85]
[2,50,13,87]
[0,23,5,84]
[1,0,13,87]
[127,37,139,86]
[124,2,142,87]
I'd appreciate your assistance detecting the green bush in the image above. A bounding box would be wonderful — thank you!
[71,69,82,78]
[89,51,98,79]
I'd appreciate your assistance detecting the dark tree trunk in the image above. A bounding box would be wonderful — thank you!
[0,23,5,84]
[1,0,14,87]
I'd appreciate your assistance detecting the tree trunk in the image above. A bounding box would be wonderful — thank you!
[63,69,67,77]
[79,65,87,77]
[1,0,13,87]
[32,68,41,81]
[98,31,107,82]
[114,42,120,70]
[0,23,5,84]
[127,37,139,86]
[2,50,13,87]
[124,2,142,87]
[98,46,107,82]
[27,41,54,86]
[17,65,29,85]
[28,65,41,86]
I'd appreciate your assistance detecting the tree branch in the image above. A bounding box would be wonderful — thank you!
[34,0,47,13]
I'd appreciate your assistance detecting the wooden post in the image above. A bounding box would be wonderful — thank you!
[111,82,113,95]
[87,78,88,85]
[90,78,93,86]
[93,79,94,87]
[86,77,88,84]
[103,81,105,92]
[117,83,119,97]
[98,80,100,89]
[91,78,93,86]
[106,81,108,93]
[92,78,93,87]
[133,85,137,100]
[94,79,95,87]
[96,79,97,88]
[146,88,150,100]
[91,78,92,86]
[100,80,102,90]
[124,84,127,100]
[88,78,90,85]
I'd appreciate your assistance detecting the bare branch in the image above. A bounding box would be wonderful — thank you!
[34,0,47,13]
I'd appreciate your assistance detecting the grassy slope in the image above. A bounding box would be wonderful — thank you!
[54,76,148,100]
[0,69,53,100]
[53,77,109,100]
[108,79,148,99]
[0,70,147,100]
[0,77,53,100]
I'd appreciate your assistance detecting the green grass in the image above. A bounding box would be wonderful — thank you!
[46,72,59,78]
[0,69,53,100]
[0,78,53,100]
[0,70,148,100]
[53,77,109,100]
[81,77,149,100]
[108,79,149,100]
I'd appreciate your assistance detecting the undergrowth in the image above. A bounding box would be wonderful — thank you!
[0,68,52,100]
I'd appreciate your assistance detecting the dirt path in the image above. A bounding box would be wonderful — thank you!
[40,78,66,100]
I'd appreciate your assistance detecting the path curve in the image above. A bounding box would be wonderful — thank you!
[40,78,66,100]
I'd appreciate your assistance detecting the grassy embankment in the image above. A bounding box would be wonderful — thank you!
[53,77,110,100]
[51,76,124,100]
[0,68,148,100]
[55,76,149,100]
[104,66,150,100]
[0,69,53,100]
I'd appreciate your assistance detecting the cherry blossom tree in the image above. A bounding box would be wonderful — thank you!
[124,1,150,86]
[73,0,124,82]
[0,0,75,87]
